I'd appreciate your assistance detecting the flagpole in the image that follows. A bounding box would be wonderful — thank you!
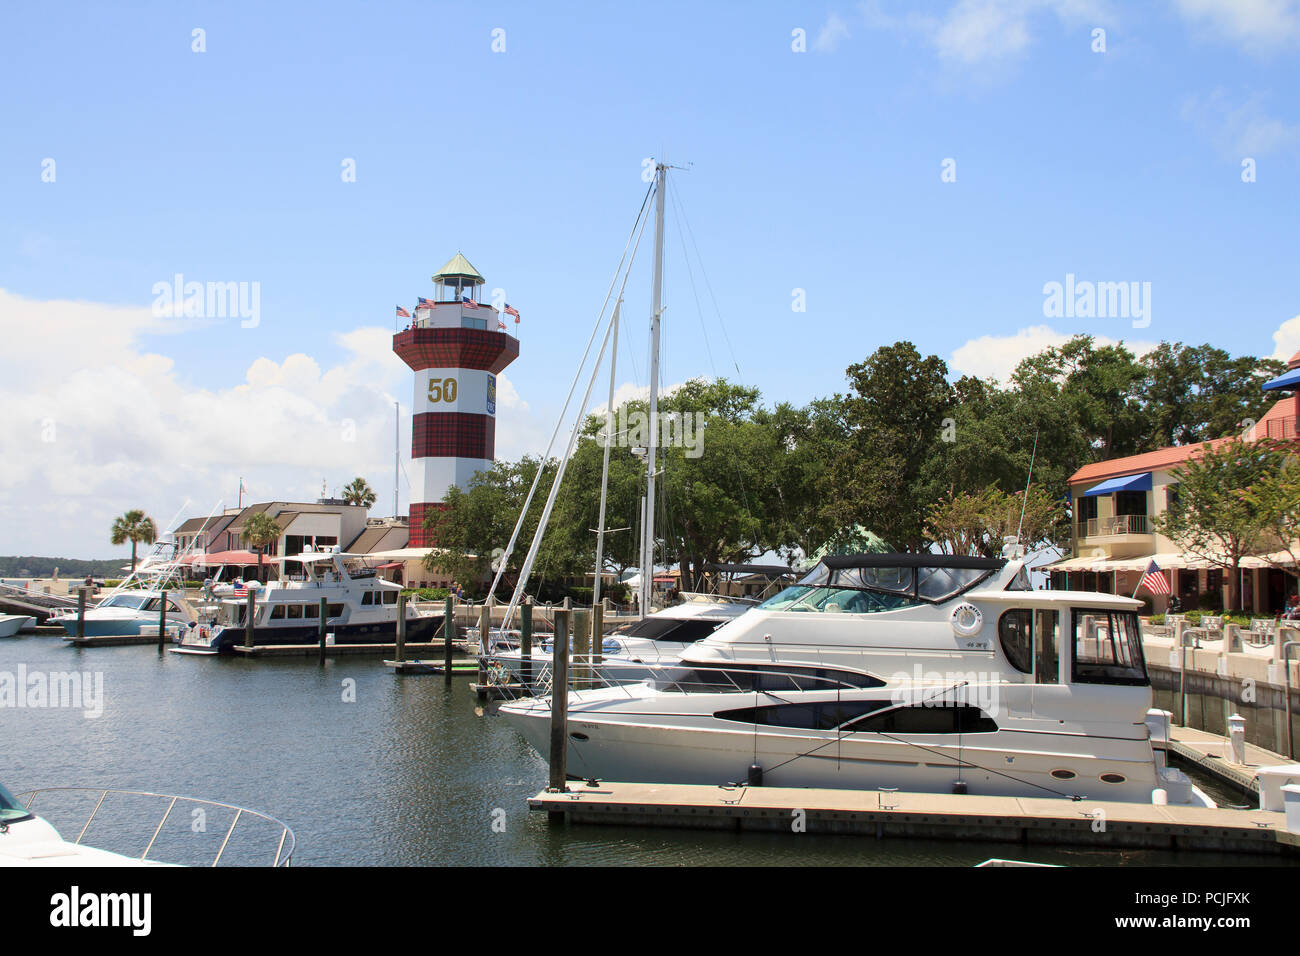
[238,477,242,509]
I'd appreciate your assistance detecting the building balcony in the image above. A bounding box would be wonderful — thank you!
[1262,414,1297,440]
[1078,514,1154,539]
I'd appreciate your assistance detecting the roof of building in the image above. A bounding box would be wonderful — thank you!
[432,252,483,283]
[1068,398,1294,486]
[1289,349,1300,370]
[347,524,410,554]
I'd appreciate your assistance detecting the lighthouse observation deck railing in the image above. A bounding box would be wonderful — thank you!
[19,788,296,867]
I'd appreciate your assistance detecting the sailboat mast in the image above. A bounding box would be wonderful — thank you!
[394,401,400,519]
[593,300,621,610]
[641,162,667,618]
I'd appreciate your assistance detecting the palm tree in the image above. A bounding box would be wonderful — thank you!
[110,510,157,573]
[241,512,281,580]
[342,477,377,510]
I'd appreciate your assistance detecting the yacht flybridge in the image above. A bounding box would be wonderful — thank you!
[499,549,1208,807]
[175,549,442,654]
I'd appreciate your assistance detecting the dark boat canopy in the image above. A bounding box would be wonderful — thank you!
[704,563,799,577]
[820,553,1006,571]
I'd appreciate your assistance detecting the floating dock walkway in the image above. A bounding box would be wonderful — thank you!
[233,639,456,658]
[529,781,1300,856]
[1155,726,1291,795]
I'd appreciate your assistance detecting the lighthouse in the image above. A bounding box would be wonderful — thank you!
[394,253,520,546]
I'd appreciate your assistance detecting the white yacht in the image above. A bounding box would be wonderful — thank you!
[175,549,442,654]
[499,549,1208,806]
[0,615,36,637]
[52,590,194,639]
[487,594,755,685]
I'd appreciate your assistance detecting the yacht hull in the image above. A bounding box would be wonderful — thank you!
[200,614,444,652]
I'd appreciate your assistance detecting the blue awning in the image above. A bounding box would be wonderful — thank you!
[1262,368,1300,391]
[1081,473,1152,496]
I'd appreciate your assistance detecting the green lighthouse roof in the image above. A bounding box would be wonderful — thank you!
[432,252,484,284]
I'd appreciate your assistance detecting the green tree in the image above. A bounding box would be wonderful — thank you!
[1153,438,1290,611]
[926,486,1067,558]
[1242,455,1300,590]
[342,477,377,510]
[110,510,157,573]
[240,512,281,580]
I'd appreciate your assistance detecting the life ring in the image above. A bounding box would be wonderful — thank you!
[950,603,983,637]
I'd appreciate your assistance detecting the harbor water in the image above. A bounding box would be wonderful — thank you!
[0,635,1284,867]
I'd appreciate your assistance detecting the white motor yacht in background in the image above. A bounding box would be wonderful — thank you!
[499,546,1210,807]
[487,593,756,685]
[174,548,442,654]
[52,590,195,639]
[0,615,36,637]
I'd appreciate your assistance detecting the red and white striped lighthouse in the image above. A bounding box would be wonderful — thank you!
[393,253,519,546]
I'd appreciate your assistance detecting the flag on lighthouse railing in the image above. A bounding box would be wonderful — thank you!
[417,297,435,309]
[497,319,507,330]
[396,305,410,318]
[504,303,520,321]
[461,295,479,310]
[1139,560,1170,595]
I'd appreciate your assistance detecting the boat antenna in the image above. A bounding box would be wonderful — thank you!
[1015,428,1040,546]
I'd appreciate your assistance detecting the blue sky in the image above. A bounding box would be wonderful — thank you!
[2,1,1299,557]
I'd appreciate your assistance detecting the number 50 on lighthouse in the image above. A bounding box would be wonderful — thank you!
[428,377,458,403]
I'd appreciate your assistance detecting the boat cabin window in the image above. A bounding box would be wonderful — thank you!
[383,590,398,605]
[305,604,319,618]
[1071,609,1147,685]
[659,664,885,694]
[0,781,33,825]
[998,610,1034,674]
[362,592,374,606]
[715,699,891,730]
[288,605,303,619]
[617,617,722,642]
[102,594,150,610]
[326,603,344,619]
[998,609,1061,682]
[270,605,286,620]
[847,704,998,734]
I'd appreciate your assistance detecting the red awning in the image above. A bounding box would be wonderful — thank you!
[193,550,264,565]
[374,562,403,569]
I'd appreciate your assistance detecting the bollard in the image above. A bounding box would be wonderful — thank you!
[443,595,455,686]
[318,597,327,663]
[395,591,407,663]
[1228,713,1247,764]
[521,598,533,687]
[548,609,571,793]
[76,587,87,640]
[158,588,168,650]
[244,589,256,650]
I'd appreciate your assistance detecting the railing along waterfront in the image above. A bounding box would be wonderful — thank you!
[19,788,296,866]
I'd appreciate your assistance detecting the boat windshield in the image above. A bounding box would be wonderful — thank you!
[760,561,996,610]
[0,781,33,823]
[99,594,151,610]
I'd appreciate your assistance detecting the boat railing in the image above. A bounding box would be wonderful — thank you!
[18,787,296,867]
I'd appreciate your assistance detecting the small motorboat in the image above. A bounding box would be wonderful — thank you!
[0,615,36,637]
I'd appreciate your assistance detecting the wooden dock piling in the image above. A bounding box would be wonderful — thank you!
[548,608,571,799]
[443,595,455,686]
[158,589,168,650]
[75,587,86,640]
[521,599,533,686]
[244,590,256,650]
[317,597,327,663]
[592,603,603,665]
[395,592,407,663]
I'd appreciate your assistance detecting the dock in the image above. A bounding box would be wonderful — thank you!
[383,659,479,675]
[233,640,456,658]
[529,781,1300,855]
[1156,726,1291,795]
[64,633,164,647]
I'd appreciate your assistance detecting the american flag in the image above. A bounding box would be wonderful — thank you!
[396,305,410,318]
[233,583,249,598]
[497,319,507,330]
[1139,560,1170,595]
[504,303,520,321]
[417,297,435,309]
[461,296,479,310]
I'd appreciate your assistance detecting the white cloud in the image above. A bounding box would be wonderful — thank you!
[860,0,1113,65]
[949,324,1158,381]
[0,289,545,556]
[1270,313,1300,361]
[1173,0,1300,55]
[1181,89,1300,159]
[588,380,692,417]
[813,12,852,53]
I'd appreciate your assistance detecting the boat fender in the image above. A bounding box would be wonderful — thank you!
[950,603,983,637]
